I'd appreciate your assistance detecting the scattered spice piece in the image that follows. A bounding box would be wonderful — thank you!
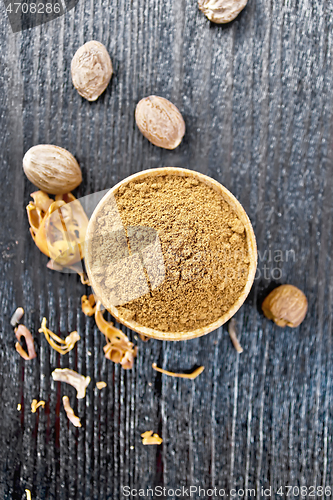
[96,381,107,390]
[62,396,82,427]
[139,334,149,342]
[152,363,205,380]
[81,294,96,316]
[39,317,80,355]
[95,302,137,369]
[52,368,91,399]
[10,307,24,327]
[228,318,243,353]
[27,191,88,267]
[120,350,137,369]
[15,324,37,360]
[17,404,21,411]
[78,273,90,286]
[25,489,32,500]
[47,260,90,285]
[141,430,163,445]
[31,399,46,413]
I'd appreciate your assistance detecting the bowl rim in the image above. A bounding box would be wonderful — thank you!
[85,167,257,341]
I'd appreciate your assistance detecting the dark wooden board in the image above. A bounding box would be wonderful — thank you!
[1,0,333,498]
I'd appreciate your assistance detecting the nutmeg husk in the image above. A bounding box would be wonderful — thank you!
[27,191,88,267]
[262,284,308,328]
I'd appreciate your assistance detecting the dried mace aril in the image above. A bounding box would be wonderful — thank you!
[96,381,107,390]
[27,191,88,267]
[141,430,163,445]
[15,324,37,360]
[10,307,24,327]
[152,363,204,379]
[62,396,82,427]
[52,368,91,399]
[71,40,113,101]
[39,317,80,355]
[135,96,185,150]
[262,284,308,328]
[228,318,243,353]
[95,303,137,369]
[198,0,248,24]
[81,294,96,316]
[31,399,45,413]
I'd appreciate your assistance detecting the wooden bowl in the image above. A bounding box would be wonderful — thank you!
[85,167,257,341]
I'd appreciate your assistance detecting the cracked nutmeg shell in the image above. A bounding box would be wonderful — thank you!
[198,0,248,23]
[23,144,82,195]
[262,284,308,328]
[71,40,113,101]
[135,96,185,150]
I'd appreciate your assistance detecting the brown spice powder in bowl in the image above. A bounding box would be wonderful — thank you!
[85,168,257,341]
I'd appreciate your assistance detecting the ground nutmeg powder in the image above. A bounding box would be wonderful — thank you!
[90,173,250,333]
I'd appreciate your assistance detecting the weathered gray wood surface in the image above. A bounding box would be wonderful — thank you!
[1,0,333,499]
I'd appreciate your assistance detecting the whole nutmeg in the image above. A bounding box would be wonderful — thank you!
[198,0,248,24]
[262,284,308,328]
[23,145,82,195]
[71,40,113,101]
[135,96,185,150]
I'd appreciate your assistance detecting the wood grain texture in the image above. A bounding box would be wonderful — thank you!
[1,0,333,498]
